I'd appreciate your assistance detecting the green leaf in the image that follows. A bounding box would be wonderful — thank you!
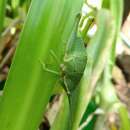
[0,0,84,130]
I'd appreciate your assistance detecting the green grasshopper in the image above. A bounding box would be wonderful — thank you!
[60,16,87,95]
[41,15,87,109]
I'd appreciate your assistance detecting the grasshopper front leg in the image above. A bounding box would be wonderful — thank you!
[39,60,59,76]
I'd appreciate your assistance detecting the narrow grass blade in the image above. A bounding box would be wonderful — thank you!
[103,0,124,73]
[70,9,115,130]
[11,0,20,16]
[50,94,70,130]
[0,0,7,33]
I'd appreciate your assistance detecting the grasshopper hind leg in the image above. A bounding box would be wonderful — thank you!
[63,77,73,129]
[63,76,71,95]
